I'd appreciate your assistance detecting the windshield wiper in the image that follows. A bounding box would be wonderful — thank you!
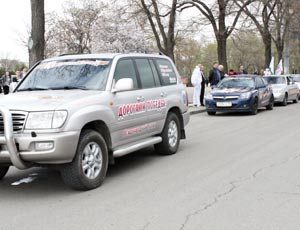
[50,86,88,90]
[17,87,49,91]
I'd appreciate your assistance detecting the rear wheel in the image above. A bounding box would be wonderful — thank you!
[293,95,299,103]
[155,112,180,155]
[0,166,9,180]
[250,97,258,115]
[207,111,216,116]
[266,95,274,110]
[281,93,288,106]
[61,130,108,190]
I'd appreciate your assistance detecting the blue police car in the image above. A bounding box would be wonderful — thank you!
[205,75,274,115]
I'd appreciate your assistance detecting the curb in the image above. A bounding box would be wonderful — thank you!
[189,109,206,115]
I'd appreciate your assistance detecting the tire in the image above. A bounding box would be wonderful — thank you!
[207,111,216,115]
[281,94,288,106]
[250,97,258,115]
[293,95,299,103]
[0,166,9,180]
[155,112,180,155]
[61,130,108,190]
[266,95,274,110]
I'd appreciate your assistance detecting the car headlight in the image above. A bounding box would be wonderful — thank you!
[25,111,68,129]
[205,94,213,100]
[239,92,252,99]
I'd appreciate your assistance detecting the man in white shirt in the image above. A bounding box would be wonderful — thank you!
[191,64,202,107]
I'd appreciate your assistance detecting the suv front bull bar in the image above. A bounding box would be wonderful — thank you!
[0,106,29,169]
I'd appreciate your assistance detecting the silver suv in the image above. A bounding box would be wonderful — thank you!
[0,53,189,190]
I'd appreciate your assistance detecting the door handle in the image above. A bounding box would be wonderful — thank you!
[160,92,166,97]
[137,96,145,102]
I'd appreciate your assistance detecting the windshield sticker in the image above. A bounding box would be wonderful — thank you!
[118,99,167,119]
[123,122,156,135]
[37,60,109,70]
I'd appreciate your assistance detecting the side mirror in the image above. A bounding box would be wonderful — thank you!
[112,78,134,93]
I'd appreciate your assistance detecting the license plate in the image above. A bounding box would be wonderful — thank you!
[216,102,232,107]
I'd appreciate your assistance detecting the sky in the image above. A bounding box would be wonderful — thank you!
[0,0,66,63]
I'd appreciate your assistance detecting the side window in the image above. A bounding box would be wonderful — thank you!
[256,78,265,88]
[149,59,161,86]
[113,59,138,89]
[155,58,177,86]
[135,58,156,89]
[262,78,268,86]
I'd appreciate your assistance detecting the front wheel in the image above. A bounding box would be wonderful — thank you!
[0,166,9,180]
[250,97,258,115]
[266,96,274,110]
[155,112,180,155]
[281,94,288,106]
[61,130,108,190]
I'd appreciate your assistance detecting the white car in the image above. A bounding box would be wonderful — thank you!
[263,75,299,106]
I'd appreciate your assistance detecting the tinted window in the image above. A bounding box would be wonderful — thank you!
[135,59,156,89]
[155,59,177,85]
[114,59,138,89]
[18,59,111,91]
[149,59,161,86]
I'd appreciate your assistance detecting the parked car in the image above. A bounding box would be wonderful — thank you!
[0,53,190,190]
[263,75,299,105]
[205,75,274,115]
[289,74,300,99]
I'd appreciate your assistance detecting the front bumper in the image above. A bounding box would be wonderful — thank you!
[273,92,285,102]
[0,106,80,168]
[205,98,253,113]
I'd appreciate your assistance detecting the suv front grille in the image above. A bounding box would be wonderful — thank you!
[0,112,27,133]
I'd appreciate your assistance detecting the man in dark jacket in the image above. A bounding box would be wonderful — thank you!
[209,62,221,86]
[199,64,207,106]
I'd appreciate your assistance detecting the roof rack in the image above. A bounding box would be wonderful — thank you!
[59,53,80,57]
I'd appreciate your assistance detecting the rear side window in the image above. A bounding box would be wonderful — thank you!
[256,77,265,88]
[113,59,138,89]
[135,58,156,89]
[155,59,177,85]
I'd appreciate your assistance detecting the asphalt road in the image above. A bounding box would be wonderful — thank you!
[1,103,300,230]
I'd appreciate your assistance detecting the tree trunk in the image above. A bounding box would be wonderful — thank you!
[216,36,228,72]
[29,0,45,67]
[262,32,272,68]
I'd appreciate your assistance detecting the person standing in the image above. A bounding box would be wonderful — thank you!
[9,71,22,93]
[209,62,221,87]
[191,64,202,107]
[237,65,248,74]
[199,64,207,106]
[1,71,11,95]
[218,65,226,80]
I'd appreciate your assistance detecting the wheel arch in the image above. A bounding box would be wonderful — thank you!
[167,107,186,139]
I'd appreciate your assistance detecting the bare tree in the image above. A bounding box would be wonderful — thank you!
[179,0,255,71]
[136,0,178,62]
[29,0,45,67]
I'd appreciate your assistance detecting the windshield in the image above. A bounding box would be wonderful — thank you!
[17,59,112,91]
[264,77,286,84]
[292,76,300,82]
[218,78,255,89]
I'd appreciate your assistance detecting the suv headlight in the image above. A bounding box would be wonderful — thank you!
[239,92,252,99]
[205,94,213,100]
[25,111,68,129]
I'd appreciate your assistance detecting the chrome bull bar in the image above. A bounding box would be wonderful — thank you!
[0,106,29,169]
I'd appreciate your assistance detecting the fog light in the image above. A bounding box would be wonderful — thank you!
[35,142,54,151]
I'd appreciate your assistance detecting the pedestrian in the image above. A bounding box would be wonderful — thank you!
[208,62,221,87]
[1,71,11,95]
[191,64,202,107]
[264,68,272,76]
[9,71,22,93]
[21,67,28,79]
[260,69,264,76]
[228,69,236,76]
[237,65,248,75]
[218,65,226,80]
[199,64,207,106]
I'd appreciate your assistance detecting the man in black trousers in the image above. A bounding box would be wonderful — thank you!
[199,64,207,106]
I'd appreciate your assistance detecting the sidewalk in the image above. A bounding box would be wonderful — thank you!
[186,86,210,115]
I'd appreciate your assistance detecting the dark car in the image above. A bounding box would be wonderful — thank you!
[205,75,274,115]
